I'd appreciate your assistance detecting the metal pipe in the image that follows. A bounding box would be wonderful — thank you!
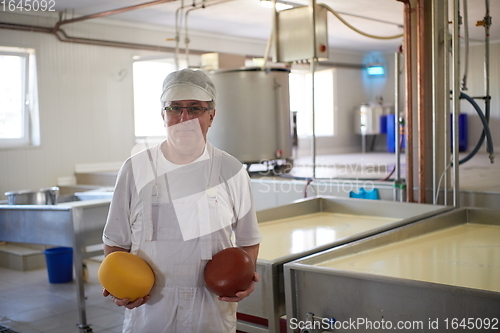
[310,0,317,179]
[394,51,402,202]
[184,0,234,67]
[416,0,426,203]
[431,0,438,204]
[174,0,185,70]
[54,28,176,52]
[452,0,461,206]
[461,0,469,91]
[52,0,176,32]
[0,22,53,33]
[0,22,177,52]
[431,3,439,205]
[484,0,493,163]
[443,0,449,205]
[397,0,414,202]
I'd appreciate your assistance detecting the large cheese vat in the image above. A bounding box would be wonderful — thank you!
[284,207,500,333]
[207,68,293,164]
[236,196,451,333]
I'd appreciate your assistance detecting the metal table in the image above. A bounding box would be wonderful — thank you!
[237,196,451,333]
[0,199,111,333]
[284,207,500,333]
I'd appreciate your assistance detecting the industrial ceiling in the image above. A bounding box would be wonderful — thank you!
[42,0,499,53]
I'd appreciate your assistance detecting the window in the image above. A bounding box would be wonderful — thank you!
[289,68,335,137]
[0,47,39,147]
[132,58,187,139]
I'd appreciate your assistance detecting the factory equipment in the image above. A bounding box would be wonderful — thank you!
[236,196,451,333]
[285,207,500,333]
[354,103,393,153]
[5,187,59,205]
[354,104,385,136]
[274,4,329,63]
[207,67,293,165]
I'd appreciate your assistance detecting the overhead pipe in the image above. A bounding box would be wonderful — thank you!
[184,0,234,67]
[396,0,414,202]
[51,0,176,33]
[53,27,176,52]
[0,22,173,52]
[174,0,185,69]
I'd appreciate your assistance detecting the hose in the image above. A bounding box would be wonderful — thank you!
[457,92,494,164]
[321,4,403,40]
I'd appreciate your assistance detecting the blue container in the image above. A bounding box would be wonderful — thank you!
[450,113,468,152]
[43,247,73,283]
[386,114,405,153]
[379,114,388,134]
[349,188,379,200]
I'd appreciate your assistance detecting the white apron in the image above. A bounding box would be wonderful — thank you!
[122,144,238,333]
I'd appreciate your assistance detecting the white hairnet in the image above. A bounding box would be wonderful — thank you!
[160,68,217,104]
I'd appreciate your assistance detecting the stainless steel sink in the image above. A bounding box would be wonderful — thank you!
[0,192,112,332]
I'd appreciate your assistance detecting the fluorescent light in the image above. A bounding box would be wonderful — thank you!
[366,64,385,76]
[260,0,293,10]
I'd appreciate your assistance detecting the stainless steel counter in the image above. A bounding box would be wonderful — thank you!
[284,207,500,333]
[0,199,111,333]
[237,196,451,333]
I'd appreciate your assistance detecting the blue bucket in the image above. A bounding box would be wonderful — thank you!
[43,247,73,283]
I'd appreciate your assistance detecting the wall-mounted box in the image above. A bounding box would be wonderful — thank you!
[274,4,329,63]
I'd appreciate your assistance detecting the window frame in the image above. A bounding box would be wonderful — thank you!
[0,47,38,148]
[132,57,187,142]
[289,67,336,138]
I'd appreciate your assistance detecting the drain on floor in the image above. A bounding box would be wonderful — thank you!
[0,326,18,333]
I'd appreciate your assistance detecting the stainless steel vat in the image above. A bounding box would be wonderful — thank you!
[0,198,111,332]
[237,196,451,333]
[5,187,59,205]
[284,207,500,333]
[207,67,293,164]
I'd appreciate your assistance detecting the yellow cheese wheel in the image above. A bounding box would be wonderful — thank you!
[98,251,155,301]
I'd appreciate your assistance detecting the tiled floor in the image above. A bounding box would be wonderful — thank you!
[0,259,124,333]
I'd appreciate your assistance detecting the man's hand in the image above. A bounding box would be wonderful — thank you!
[218,272,259,303]
[102,288,151,309]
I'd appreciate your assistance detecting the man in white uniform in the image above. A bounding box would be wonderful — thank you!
[102,68,261,333]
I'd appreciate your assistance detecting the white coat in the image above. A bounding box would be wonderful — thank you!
[103,142,261,333]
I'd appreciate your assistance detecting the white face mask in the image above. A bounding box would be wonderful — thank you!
[165,118,205,162]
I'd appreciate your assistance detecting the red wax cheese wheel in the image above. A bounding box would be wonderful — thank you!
[204,247,255,297]
[98,251,155,301]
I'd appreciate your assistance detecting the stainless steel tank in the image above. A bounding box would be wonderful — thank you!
[207,68,293,164]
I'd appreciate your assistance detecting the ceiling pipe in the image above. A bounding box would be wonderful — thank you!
[396,0,414,203]
[51,0,177,33]
[184,0,235,67]
[0,21,211,54]
[54,27,176,52]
